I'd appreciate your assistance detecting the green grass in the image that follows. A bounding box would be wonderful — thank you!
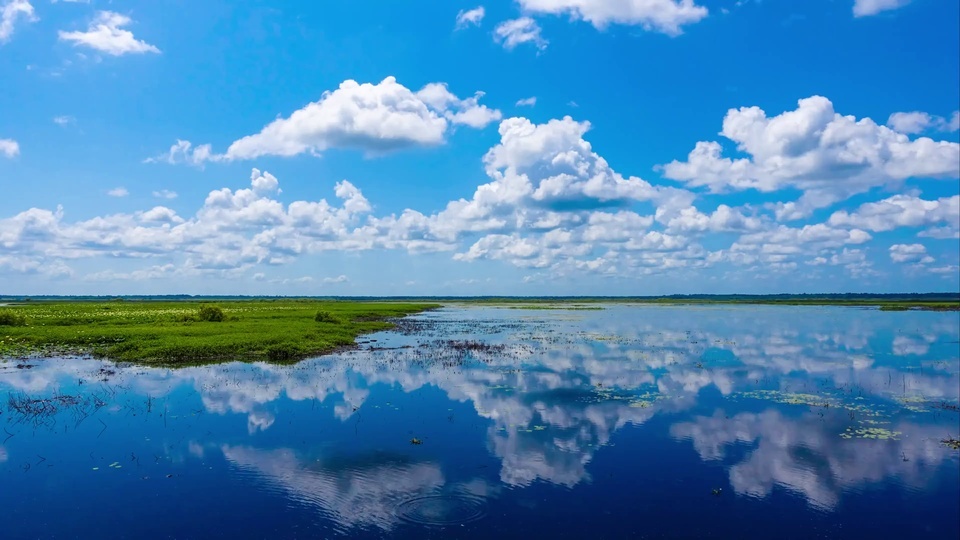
[0,300,436,365]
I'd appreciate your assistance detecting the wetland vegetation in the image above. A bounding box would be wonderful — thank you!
[0,300,436,365]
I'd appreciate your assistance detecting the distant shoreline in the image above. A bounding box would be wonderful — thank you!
[1,293,957,311]
[0,293,960,311]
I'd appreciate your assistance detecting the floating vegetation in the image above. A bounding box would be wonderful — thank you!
[840,426,902,440]
[893,395,958,414]
[628,391,664,408]
[409,438,423,445]
[735,390,836,408]
[941,437,960,450]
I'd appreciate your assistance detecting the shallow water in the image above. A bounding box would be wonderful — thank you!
[1,305,958,539]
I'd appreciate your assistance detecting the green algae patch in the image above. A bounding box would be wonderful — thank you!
[0,300,436,366]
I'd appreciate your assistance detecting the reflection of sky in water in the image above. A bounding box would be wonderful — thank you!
[1,306,958,538]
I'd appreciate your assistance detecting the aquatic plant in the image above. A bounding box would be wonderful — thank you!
[0,310,27,326]
[198,305,225,322]
[315,310,339,323]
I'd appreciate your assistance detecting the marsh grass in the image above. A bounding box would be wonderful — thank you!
[0,311,27,326]
[198,305,225,322]
[314,310,339,323]
[0,300,435,365]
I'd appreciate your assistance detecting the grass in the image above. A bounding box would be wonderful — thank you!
[0,300,436,365]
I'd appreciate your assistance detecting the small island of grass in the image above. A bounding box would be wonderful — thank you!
[0,300,436,365]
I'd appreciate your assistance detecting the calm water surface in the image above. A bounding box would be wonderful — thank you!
[1,305,958,539]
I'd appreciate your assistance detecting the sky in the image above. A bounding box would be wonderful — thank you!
[0,0,958,296]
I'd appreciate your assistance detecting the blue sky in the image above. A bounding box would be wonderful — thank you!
[1,0,958,295]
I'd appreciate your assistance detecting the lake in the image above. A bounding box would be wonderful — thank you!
[1,305,958,539]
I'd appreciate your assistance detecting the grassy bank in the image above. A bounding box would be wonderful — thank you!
[0,300,437,365]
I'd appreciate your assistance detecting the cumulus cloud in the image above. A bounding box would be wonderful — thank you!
[828,194,959,236]
[0,0,36,44]
[0,168,381,277]
[145,140,218,167]
[5,109,959,284]
[516,0,708,35]
[455,6,485,29]
[0,138,19,157]
[58,11,160,56]
[152,78,500,165]
[853,0,910,17]
[887,110,960,134]
[494,17,548,51]
[107,187,129,197]
[888,243,933,264]
[662,96,960,217]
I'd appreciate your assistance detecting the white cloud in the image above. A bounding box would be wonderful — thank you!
[949,111,960,132]
[516,0,708,35]
[417,83,502,128]
[516,97,537,107]
[154,78,500,165]
[139,206,183,224]
[455,6,485,29]
[0,0,36,44]
[664,205,764,234]
[268,276,314,285]
[3,109,958,284]
[853,0,910,17]
[494,17,548,51]
[58,11,160,56]
[828,194,959,234]
[662,96,960,217]
[887,110,960,134]
[52,115,75,126]
[322,274,348,284]
[107,187,129,197]
[228,78,448,158]
[889,243,933,264]
[887,111,932,134]
[152,189,178,200]
[144,139,219,167]
[0,138,19,157]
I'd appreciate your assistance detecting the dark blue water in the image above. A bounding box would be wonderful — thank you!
[2,306,958,539]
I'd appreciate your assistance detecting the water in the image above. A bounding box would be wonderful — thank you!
[1,305,958,539]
